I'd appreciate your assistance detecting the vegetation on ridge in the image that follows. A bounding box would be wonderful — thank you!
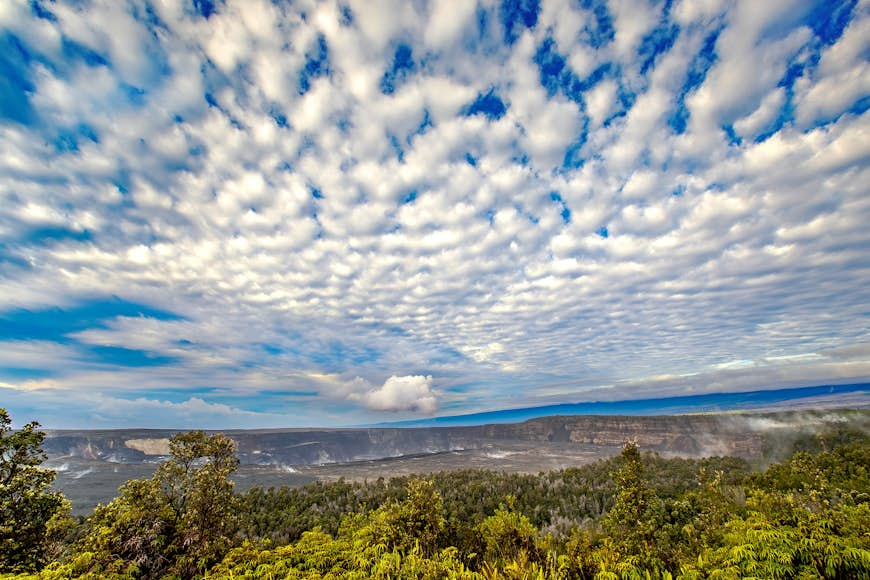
[1,408,869,579]
[0,409,68,573]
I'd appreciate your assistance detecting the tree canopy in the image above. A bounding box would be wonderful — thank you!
[40,430,240,579]
[0,409,67,574]
[3,417,869,579]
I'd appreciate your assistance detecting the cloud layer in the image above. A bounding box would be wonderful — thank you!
[1,0,869,427]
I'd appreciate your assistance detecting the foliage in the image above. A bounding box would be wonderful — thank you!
[236,453,750,552]
[208,483,476,580]
[53,431,240,579]
[603,441,661,558]
[0,409,67,573]
[375,479,447,555]
[476,499,544,568]
[5,422,870,579]
[686,494,870,579]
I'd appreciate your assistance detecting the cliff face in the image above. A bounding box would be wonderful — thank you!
[466,415,763,457]
[43,428,484,466]
[227,428,482,465]
[43,431,159,463]
[44,411,865,466]
[543,416,762,457]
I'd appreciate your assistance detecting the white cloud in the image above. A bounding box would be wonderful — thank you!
[347,375,439,414]
[795,9,870,127]
[610,0,659,61]
[0,0,868,427]
[679,0,812,157]
[0,384,294,429]
[347,0,420,52]
[424,0,478,49]
[672,0,728,25]
[586,79,618,128]
[733,88,786,139]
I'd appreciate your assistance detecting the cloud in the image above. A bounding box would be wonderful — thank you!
[0,0,868,427]
[733,88,786,139]
[341,375,439,414]
[0,384,293,429]
[366,375,438,414]
[794,4,870,127]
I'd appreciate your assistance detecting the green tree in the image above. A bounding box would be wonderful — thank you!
[392,479,446,555]
[0,408,66,573]
[688,491,870,579]
[69,430,240,579]
[359,478,447,558]
[161,430,240,575]
[602,440,663,568]
[476,498,543,569]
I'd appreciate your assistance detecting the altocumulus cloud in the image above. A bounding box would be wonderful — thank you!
[0,0,869,427]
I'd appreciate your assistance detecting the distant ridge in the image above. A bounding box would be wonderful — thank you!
[374,383,870,428]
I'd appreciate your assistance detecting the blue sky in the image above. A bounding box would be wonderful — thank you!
[1,0,869,428]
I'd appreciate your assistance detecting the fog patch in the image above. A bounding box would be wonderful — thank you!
[71,467,94,479]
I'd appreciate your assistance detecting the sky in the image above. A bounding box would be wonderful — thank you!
[1,0,869,429]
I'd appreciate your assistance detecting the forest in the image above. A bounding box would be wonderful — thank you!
[2,407,869,579]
